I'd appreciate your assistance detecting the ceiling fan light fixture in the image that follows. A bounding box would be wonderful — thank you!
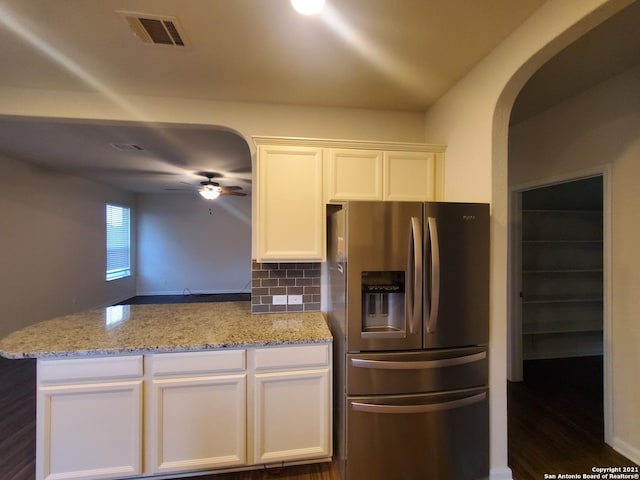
[291,0,325,16]
[199,184,221,200]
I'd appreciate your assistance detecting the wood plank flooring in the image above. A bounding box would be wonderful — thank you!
[1,355,636,480]
[508,356,637,479]
[0,357,36,480]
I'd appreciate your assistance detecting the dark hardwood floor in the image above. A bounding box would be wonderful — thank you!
[0,357,36,480]
[1,355,636,480]
[508,356,636,479]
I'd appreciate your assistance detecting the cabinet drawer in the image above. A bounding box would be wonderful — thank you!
[148,350,246,376]
[39,355,143,383]
[254,344,329,370]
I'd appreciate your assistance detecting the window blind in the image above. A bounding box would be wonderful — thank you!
[106,204,131,281]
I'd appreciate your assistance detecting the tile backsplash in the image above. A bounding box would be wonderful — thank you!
[251,261,321,313]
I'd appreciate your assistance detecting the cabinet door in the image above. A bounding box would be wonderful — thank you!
[253,368,331,464]
[327,148,383,201]
[256,145,324,261]
[37,380,142,480]
[148,374,246,474]
[383,151,437,201]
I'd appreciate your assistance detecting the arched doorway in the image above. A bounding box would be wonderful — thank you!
[503,2,640,477]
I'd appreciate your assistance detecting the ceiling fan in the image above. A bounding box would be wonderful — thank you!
[196,172,248,200]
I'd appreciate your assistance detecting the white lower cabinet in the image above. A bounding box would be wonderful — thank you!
[252,345,332,464]
[36,344,331,480]
[253,369,331,463]
[36,356,143,480]
[146,350,247,475]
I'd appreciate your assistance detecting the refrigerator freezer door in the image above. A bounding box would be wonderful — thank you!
[346,347,488,395]
[424,202,489,348]
[346,388,489,480]
[345,202,423,352]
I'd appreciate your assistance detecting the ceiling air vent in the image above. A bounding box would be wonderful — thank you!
[119,11,187,47]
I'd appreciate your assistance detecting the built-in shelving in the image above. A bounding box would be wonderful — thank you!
[521,205,603,360]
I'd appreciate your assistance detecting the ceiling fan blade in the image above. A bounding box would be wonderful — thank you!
[221,191,248,196]
[219,185,244,193]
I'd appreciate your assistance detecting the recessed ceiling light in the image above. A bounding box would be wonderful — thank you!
[291,0,325,16]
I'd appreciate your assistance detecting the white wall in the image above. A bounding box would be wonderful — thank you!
[0,155,136,337]
[422,0,634,477]
[0,98,426,336]
[0,94,427,151]
[136,193,251,295]
[509,64,640,462]
[0,0,635,473]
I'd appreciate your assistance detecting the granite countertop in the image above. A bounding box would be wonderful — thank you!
[0,302,332,359]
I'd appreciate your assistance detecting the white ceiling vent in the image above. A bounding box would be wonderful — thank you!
[119,11,187,47]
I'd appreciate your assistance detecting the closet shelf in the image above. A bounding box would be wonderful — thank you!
[522,239,603,244]
[522,296,603,305]
[521,179,604,360]
[523,269,603,274]
[522,209,602,214]
[523,327,603,336]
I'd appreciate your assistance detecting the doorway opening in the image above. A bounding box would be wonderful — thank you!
[506,174,629,477]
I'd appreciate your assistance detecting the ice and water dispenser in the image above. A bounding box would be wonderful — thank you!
[361,271,405,337]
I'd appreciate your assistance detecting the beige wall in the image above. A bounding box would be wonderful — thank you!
[1,0,637,476]
[509,63,640,462]
[136,193,252,295]
[0,90,427,149]
[0,154,136,337]
[0,91,426,336]
[423,0,635,477]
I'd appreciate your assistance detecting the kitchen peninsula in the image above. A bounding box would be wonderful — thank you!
[0,302,333,480]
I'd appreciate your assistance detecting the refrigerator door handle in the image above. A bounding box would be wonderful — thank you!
[426,216,440,333]
[408,216,423,335]
[351,392,486,414]
[351,351,486,370]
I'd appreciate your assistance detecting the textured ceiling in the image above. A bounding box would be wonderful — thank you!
[0,0,546,111]
[0,0,636,193]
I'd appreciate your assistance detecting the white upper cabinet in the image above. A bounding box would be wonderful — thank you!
[383,150,437,201]
[327,148,383,201]
[327,148,442,202]
[253,137,445,262]
[255,143,325,262]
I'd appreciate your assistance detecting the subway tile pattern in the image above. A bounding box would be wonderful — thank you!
[251,261,321,313]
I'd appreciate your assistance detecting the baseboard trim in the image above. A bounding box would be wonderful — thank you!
[490,466,514,480]
[612,437,640,465]
[136,289,251,296]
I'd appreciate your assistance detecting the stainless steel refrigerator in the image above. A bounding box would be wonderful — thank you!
[326,201,489,480]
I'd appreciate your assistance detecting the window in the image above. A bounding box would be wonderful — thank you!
[106,204,131,281]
